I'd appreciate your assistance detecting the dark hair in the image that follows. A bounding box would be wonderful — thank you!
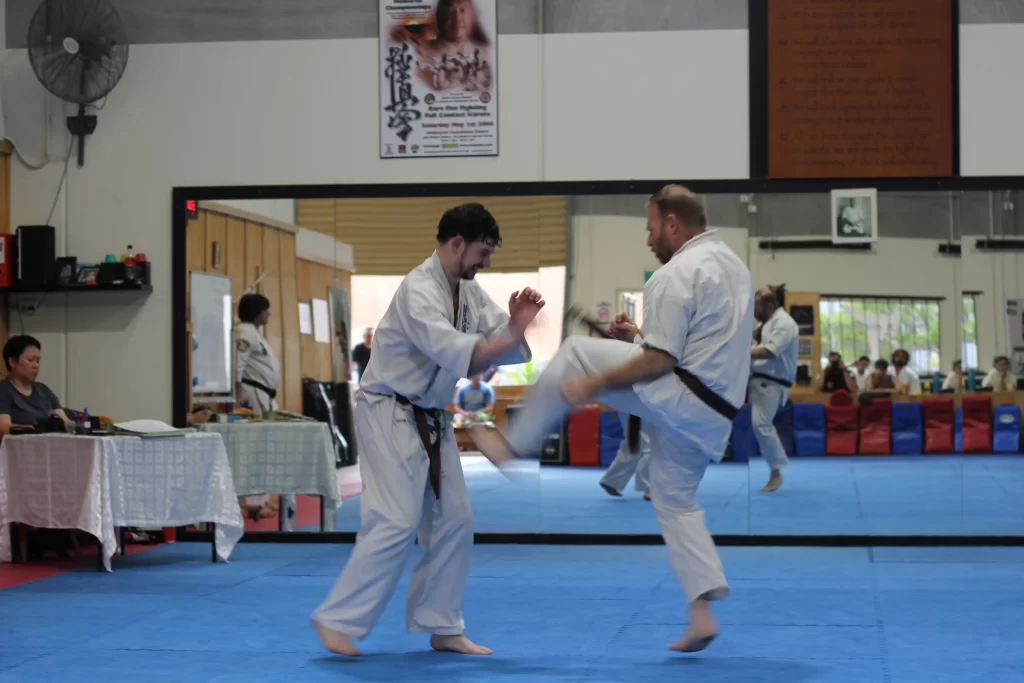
[995,355,1010,365]
[238,294,271,324]
[436,203,501,246]
[892,348,909,361]
[858,356,871,363]
[952,359,962,368]
[758,290,778,310]
[828,351,841,359]
[3,335,41,372]
[874,359,889,371]
[435,0,490,45]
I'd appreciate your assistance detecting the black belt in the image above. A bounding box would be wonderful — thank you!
[627,368,739,453]
[241,378,277,400]
[751,371,793,388]
[394,394,443,500]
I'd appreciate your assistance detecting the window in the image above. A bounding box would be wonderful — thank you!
[962,294,978,370]
[819,297,941,373]
[350,266,566,386]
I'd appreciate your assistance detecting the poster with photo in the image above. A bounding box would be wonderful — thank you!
[379,0,498,158]
[831,188,878,244]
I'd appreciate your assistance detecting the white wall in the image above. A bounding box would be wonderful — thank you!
[963,236,1024,368]
[295,227,354,271]
[542,30,749,180]
[960,24,1024,176]
[6,31,749,420]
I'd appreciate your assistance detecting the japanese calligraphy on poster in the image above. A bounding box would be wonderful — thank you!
[379,0,498,158]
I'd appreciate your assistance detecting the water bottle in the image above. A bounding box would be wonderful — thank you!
[967,368,977,392]
[932,372,941,393]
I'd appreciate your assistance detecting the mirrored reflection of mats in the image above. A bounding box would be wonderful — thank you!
[327,455,1024,537]
[2,543,1023,682]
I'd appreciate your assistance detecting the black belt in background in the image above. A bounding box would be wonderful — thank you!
[241,378,277,400]
[627,368,740,453]
[751,371,793,388]
[394,394,443,500]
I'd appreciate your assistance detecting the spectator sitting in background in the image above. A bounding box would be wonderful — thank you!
[455,374,495,420]
[351,328,373,382]
[813,352,857,394]
[0,335,74,436]
[982,355,1019,392]
[851,356,871,392]
[942,359,964,393]
[864,359,897,392]
[888,348,921,394]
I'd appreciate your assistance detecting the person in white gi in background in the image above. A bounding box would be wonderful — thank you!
[235,294,296,527]
[749,288,799,492]
[312,203,545,657]
[472,185,754,653]
[600,313,652,500]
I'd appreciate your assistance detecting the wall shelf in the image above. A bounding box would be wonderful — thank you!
[0,283,153,294]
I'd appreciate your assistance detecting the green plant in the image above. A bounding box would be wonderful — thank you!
[502,359,541,386]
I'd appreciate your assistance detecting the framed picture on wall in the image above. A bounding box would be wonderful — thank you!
[831,188,878,244]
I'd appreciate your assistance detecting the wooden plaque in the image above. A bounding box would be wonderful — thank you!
[767,0,954,178]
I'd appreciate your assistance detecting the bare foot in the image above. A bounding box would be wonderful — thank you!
[761,470,783,492]
[643,493,652,501]
[668,599,719,653]
[313,620,361,656]
[430,634,493,655]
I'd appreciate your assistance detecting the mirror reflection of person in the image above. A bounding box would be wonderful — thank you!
[983,355,1019,392]
[813,352,857,394]
[864,359,896,392]
[888,349,921,394]
[0,335,74,436]
[234,294,295,526]
[454,374,495,419]
[351,328,373,382]
[942,359,964,392]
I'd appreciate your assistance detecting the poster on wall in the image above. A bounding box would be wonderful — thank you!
[1005,300,1024,376]
[831,188,878,244]
[379,0,498,158]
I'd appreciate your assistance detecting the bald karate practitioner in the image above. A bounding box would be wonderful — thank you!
[749,288,799,492]
[473,185,753,652]
[312,203,545,657]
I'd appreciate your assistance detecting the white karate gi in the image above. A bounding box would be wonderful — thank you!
[313,251,530,639]
[503,231,753,603]
[749,309,799,471]
[600,410,652,494]
[235,322,296,529]
[601,335,652,495]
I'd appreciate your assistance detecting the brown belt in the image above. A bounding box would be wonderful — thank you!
[394,394,443,499]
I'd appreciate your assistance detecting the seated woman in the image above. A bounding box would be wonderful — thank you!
[0,335,74,435]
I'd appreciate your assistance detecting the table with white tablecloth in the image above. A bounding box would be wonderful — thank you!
[199,421,340,531]
[0,433,244,570]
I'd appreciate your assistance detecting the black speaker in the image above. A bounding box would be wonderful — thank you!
[16,225,56,287]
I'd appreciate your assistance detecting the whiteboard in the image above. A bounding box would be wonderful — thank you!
[190,272,233,395]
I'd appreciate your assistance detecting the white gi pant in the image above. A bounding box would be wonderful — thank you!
[506,336,728,603]
[313,393,473,639]
[600,411,652,494]
[239,384,297,531]
[748,379,790,471]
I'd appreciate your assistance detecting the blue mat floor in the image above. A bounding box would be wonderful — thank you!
[2,543,1024,682]
[326,455,1024,536]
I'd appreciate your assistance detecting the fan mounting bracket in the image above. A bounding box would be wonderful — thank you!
[66,107,98,167]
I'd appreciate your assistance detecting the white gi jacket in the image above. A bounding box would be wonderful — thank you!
[359,251,531,409]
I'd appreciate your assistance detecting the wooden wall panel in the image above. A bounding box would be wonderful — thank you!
[244,222,263,294]
[296,196,568,275]
[185,210,207,307]
[296,259,352,383]
[278,234,302,412]
[205,212,228,275]
[226,217,246,305]
[260,227,283,382]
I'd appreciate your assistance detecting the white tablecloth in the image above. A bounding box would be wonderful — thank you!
[0,433,244,570]
[200,421,340,530]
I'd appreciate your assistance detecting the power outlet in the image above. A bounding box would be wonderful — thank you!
[18,302,38,315]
